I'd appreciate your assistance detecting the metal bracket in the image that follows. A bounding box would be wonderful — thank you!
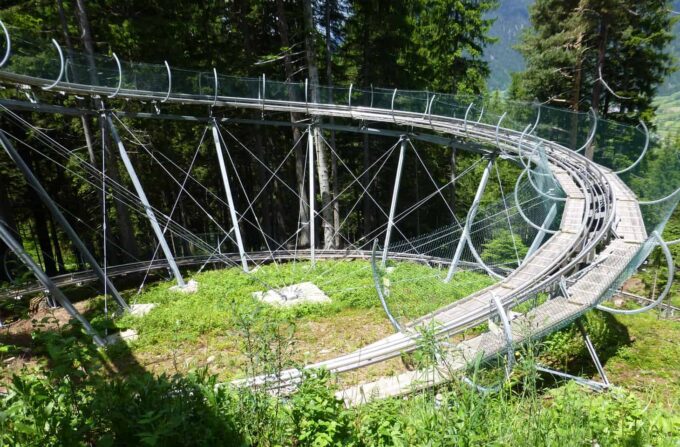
[161,60,171,103]
[575,107,598,153]
[42,39,65,91]
[463,102,474,137]
[108,52,122,98]
[0,19,10,68]
[212,67,218,107]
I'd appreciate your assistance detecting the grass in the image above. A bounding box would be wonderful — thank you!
[605,311,680,409]
[2,261,680,445]
[112,259,495,380]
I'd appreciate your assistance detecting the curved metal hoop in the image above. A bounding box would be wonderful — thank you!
[347,83,353,108]
[370,240,402,332]
[0,20,11,68]
[427,95,437,128]
[638,186,680,206]
[161,60,171,103]
[107,52,123,98]
[528,103,541,135]
[475,106,485,124]
[514,170,559,234]
[42,39,64,91]
[465,232,505,280]
[463,102,474,137]
[614,120,649,174]
[462,293,514,392]
[212,67,218,107]
[575,107,598,153]
[597,231,674,315]
[495,112,507,149]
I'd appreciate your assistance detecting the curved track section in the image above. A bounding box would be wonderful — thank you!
[0,28,671,404]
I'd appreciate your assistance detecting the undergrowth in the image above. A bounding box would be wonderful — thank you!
[0,323,678,447]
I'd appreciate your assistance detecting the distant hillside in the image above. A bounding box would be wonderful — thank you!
[485,0,532,92]
[653,91,680,138]
[658,0,680,95]
[486,1,679,95]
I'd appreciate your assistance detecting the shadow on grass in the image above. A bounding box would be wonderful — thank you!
[0,294,247,445]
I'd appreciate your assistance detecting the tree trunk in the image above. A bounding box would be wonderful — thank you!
[0,178,19,283]
[74,0,139,262]
[568,30,584,150]
[586,15,607,160]
[254,128,272,241]
[325,0,341,247]
[57,0,98,166]
[275,0,310,247]
[48,217,66,273]
[313,127,334,248]
[232,2,273,244]
[303,0,333,248]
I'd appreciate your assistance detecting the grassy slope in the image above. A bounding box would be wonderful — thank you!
[112,260,495,381]
[605,312,680,409]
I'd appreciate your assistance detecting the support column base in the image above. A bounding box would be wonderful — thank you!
[170,279,199,294]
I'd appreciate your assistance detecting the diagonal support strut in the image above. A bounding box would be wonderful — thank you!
[445,153,497,282]
[211,120,249,272]
[0,130,129,311]
[104,113,186,288]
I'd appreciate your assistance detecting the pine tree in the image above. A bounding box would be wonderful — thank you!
[410,0,498,94]
[511,0,677,131]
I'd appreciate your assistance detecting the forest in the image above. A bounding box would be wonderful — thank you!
[0,1,679,446]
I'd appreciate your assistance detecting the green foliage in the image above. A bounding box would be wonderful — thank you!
[287,370,352,446]
[410,0,498,94]
[511,0,677,124]
[2,310,680,446]
[118,261,494,369]
[481,229,528,266]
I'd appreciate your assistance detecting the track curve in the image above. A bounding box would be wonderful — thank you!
[0,28,667,404]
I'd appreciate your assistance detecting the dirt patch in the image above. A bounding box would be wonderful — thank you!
[0,300,95,382]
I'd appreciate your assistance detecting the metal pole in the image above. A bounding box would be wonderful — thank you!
[445,154,496,282]
[382,137,407,267]
[308,126,316,267]
[577,319,610,386]
[211,121,249,272]
[0,221,105,346]
[0,130,129,311]
[104,114,186,288]
[523,204,557,262]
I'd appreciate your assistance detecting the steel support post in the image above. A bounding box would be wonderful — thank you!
[523,204,557,262]
[0,221,105,346]
[0,130,129,311]
[308,126,316,267]
[445,154,496,282]
[211,121,249,272]
[382,137,407,267]
[104,114,186,288]
[577,319,610,386]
